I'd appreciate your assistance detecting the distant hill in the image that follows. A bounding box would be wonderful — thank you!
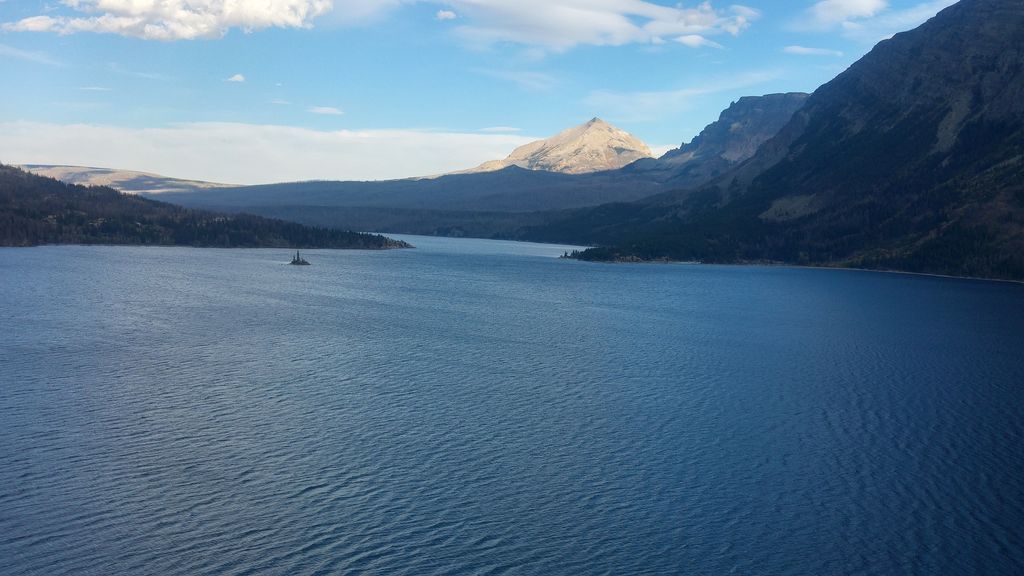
[157,165,666,213]
[0,164,410,249]
[144,118,660,217]
[531,0,1024,281]
[147,98,807,236]
[460,118,652,175]
[22,165,232,195]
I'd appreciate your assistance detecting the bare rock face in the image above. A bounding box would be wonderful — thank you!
[623,93,809,189]
[468,118,653,175]
[661,93,810,166]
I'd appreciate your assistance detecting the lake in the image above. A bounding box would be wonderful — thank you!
[1,236,1022,575]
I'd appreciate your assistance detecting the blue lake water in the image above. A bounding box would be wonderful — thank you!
[1,236,1023,575]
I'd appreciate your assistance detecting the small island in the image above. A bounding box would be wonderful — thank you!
[0,164,412,250]
[289,251,311,265]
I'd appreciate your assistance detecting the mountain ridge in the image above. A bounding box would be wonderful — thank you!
[623,92,809,189]
[22,165,233,194]
[143,95,808,232]
[538,0,1024,280]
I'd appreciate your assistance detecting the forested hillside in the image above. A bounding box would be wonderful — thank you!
[0,164,409,249]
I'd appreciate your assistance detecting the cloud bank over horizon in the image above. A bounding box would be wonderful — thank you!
[0,121,538,184]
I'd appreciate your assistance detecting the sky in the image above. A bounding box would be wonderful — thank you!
[0,0,958,184]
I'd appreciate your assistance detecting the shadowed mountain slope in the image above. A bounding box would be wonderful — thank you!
[533,0,1024,280]
[624,93,809,188]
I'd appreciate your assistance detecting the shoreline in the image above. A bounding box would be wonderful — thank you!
[0,241,413,251]
[566,255,1024,286]
[4,239,1019,285]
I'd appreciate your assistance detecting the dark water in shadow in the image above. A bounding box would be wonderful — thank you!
[1,237,1022,575]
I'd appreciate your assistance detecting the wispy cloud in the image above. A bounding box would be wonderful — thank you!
[225,74,246,83]
[308,106,344,115]
[0,43,60,66]
[77,86,112,91]
[0,121,538,183]
[843,0,957,42]
[475,69,558,92]
[270,99,291,105]
[450,1,759,51]
[322,1,760,51]
[795,0,957,42]
[675,35,723,49]
[802,0,888,29]
[584,70,780,122]
[3,0,332,40]
[4,0,762,51]
[783,45,844,57]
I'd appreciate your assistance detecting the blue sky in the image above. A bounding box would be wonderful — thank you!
[0,0,957,183]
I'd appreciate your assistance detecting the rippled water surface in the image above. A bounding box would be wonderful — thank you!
[2,237,1023,575]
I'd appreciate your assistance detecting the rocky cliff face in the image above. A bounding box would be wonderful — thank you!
[626,93,808,188]
[466,118,652,175]
[662,93,809,165]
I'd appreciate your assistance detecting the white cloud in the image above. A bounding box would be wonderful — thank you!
[77,86,112,91]
[0,42,61,66]
[4,15,61,32]
[326,1,759,50]
[797,0,956,41]
[805,0,888,28]
[4,1,759,49]
[474,69,558,91]
[0,121,537,183]
[783,45,844,57]
[3,0,333,40]
[270,99,291,105]
[225,74,246,83]
[842,0,957,42]
[675,35,723,49]
[583,70,780,122]
[308,106,344,115]
[449,1,758,51]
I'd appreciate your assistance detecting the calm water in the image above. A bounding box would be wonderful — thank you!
[1,236,1023,575]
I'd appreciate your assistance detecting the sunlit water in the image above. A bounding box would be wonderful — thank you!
[1,236,1022,575]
